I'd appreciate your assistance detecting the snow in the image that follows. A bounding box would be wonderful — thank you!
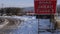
[0,16,38,34]
[38,19,54,29]
[0,16,60,34]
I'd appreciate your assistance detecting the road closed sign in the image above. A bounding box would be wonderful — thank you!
[34,0,57,15]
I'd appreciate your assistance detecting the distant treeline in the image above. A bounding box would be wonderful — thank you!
[57,5,60,13]
[0,7,25,16]
[0,5,60,16]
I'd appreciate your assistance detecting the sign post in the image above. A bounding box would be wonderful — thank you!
[34,0,57,34]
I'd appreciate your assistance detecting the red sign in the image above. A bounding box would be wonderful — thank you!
[34,0,57,15]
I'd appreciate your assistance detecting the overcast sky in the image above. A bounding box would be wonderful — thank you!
[57,0,60,5]
[0,0,60,8]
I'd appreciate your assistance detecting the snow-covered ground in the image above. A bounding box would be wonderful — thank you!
[0,16,38,34]
[0,16,60,34]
